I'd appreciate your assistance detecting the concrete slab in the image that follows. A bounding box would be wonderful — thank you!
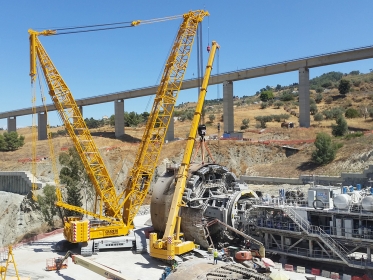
[5,214,166,280]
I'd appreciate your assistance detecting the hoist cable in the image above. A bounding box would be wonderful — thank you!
[38,15,184,35]
[54,25,135,35]
[53,21,134,31]
[217,49,220,100]
[207,16,210,47]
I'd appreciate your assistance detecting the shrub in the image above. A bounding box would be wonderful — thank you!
[280,93,294,101]
[338,79,351,95]
[345,132,363,140]
[315,93,323,103]
[310,103,318,115]
[260,102,268,109]
[280,114,290,121]
[274,101,284,109]
[260,91,274,102]
[312,132,337,165]
[0,131,25,151]
[332,115,348,137]
[255,116,272,128]
[314,112,324,123]
[324,96,333,104]
[345,108,360,118]
[208,114,215,123]
[240,118,249,130]
[273,115,281,122]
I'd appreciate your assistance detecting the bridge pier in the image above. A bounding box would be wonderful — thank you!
[223,81,234,133]
[165,112,174,142]
[38,112,47,140]
[299,67,310,128]
[114,100,124,138]
[7,117,16,132]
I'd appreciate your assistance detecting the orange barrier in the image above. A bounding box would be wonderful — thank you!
[352,277,363,280]
[362,275,372,280]
[284,264,293,271]
[311,268,320,276]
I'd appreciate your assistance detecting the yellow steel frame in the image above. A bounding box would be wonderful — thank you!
[150,41,219,260]
[120,10,209,228]
[28,9,208,242]
[0,246,20,280]
[29,30,121,223]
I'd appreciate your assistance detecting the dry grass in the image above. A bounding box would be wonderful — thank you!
[1,85,373,182]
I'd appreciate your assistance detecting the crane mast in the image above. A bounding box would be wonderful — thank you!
[150,41,220,261]
[120,10,209,228]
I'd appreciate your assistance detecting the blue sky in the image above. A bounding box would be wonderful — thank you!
[1,0,373,129]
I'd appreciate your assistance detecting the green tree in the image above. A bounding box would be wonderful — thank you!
[332,115,348,137]
[0,131,25,151]
[84,117,104,129]
[37,185,58,227]
[338,79,351,95]
[259,91,274,102]
[312,132,337,165]
[65,185,83,217]
[59,147,92,217]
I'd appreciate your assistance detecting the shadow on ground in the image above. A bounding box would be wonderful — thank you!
[90,131,141,142]
[296,161,318,172]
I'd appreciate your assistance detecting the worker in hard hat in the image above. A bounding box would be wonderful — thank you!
[213,249,219,265]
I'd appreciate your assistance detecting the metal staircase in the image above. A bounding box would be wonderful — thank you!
[283,206,350,265]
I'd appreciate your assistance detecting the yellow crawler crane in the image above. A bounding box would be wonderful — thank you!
[29,10,208,248]
[150,41,220,260]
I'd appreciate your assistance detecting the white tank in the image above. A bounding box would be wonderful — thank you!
[333,194,351,210]
[362,196,373,211]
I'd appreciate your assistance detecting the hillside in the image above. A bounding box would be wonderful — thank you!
[2,71,373,180]
[1,70,373,247]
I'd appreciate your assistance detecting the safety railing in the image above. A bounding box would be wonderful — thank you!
[284,207,350,265]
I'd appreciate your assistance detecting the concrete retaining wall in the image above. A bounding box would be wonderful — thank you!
[0,171,43,195]
[240,165,373,187]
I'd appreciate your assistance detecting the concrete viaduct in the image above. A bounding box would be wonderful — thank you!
[1,45,373,141]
